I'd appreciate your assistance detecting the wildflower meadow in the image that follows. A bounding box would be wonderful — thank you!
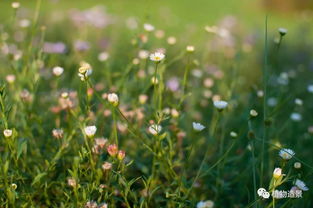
[0,0,313,207]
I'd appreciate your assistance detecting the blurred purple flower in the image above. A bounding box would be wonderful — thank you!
[69,6,113,29]
[74,40,90,52]
[43,42,66,54]
[166,77,180,92]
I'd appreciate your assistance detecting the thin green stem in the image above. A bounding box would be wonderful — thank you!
[112,108,118,146]
[261,14,269,188]
[248,119,258,208]
[180,53,192,105]
[153,62,159,110]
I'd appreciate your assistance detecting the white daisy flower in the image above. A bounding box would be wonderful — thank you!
[52,66,64,76]
[295,98,303,106]
[204,25,219,34]
[167,36,177,45]
[295,179,309,191]
[213,100,228,111]
[138,50,149,59]
[11,2,20,9]
[84,126,97,138]
[186,45,195,52]
[19,19,30,28]
[230,131,238,138]
[290,113,302,122]
[250,109,258,117]
[307,85,313,93]
[278,27,287,36]
[3,129,13,138]
[279,148,295,160]
[192,122,205,131]
[257,90,264,97]
[6,74,16,84]
[98,52,109,62]
[148,124,162,136]
[143,23,155,32]
[267,97,277,107]
[149,52,165,62]
[107,93,119,107]
[196,200,214,208]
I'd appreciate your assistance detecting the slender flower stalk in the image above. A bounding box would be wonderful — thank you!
[150,52,165,111]
[261,14,269,188]
[112,107,118,146]
[248,118,258,208]
[180,51,192,106]
[153,62,160,110]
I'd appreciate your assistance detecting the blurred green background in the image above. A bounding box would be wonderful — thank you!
[0,0,312,34]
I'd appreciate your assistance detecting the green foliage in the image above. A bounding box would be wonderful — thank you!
[0,1,313,208]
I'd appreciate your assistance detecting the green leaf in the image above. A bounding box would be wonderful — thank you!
[17,138,27,159]
[3,161,9,174]
[32,172,47,186]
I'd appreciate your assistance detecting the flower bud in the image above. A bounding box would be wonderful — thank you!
[250,109,258,117]
[107,144,118,156]
[186,45,195,52]
[117,150,126,160]
[294,162,301,169]
[107,93,119,107]
[3,129,13,138]
[11,2,20,9]
[273,168,282,179]
[102,162,112,171]
[84,126,97,138]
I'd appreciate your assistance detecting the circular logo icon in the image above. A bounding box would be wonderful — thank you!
[257,188,266,197]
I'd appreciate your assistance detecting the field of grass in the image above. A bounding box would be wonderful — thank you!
[0,0,313,207]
